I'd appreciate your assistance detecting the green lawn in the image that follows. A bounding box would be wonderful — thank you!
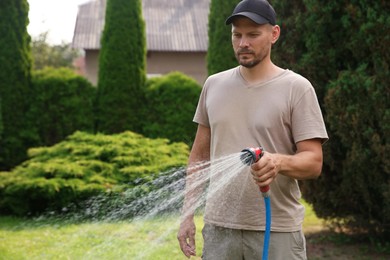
[0,201,324,260]
[0,215,203,260]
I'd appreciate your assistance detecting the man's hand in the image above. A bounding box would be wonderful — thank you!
[250,152,279,188]
[177,216,197,258]
[250,139,324,183]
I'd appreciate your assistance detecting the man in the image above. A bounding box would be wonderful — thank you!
[177,0,328,259]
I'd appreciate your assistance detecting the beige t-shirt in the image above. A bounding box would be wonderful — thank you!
[193,67,328,232]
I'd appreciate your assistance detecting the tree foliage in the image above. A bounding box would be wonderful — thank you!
[321,66,389,232]
[0,0,33,169]
[271,0,389,237]
[31,32,81,70]
[95,0,147,134]
[0,98,2,139]
[207,0,238,75]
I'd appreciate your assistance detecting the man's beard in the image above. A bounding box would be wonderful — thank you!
[235,49,267,68]
[238,57,261,68]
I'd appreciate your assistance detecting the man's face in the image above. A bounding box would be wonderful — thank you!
[231,17,276,68]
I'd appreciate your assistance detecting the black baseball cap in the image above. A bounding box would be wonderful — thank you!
[225,0,276,25]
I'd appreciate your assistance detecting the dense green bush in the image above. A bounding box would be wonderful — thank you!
[30,68,96,146]
[0,98,2,138]
[142,72,201,146]
[270,0,390,237]
[0,131,189,216]
[305,65,389,236]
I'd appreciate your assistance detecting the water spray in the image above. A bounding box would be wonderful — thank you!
[240,147,271,260]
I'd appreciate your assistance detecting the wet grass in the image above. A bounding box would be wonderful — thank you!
[0,215,202,260]
[0,202,389,259]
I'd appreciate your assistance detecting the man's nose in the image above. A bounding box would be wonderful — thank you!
[239,37,250,48]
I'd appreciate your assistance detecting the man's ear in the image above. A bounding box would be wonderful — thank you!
[271,25,281,44]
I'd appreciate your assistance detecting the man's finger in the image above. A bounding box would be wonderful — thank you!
[178,237,192,258]
[188,236,196,255]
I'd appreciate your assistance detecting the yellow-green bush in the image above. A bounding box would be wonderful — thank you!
[0,131,189,216]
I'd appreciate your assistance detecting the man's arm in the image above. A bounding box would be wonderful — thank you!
[177,124,210,258]
[188,124,211,171]
[251,138,324,187]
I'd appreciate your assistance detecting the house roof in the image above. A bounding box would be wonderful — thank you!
[72,0,210,52]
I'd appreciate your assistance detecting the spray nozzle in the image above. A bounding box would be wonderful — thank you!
[240,147,264,165]
[240,147,270,195]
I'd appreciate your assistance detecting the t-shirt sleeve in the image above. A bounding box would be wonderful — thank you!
[193,79,210,127]
[291,83,329,144]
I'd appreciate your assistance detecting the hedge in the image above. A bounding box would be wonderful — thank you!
[142,72,201,146]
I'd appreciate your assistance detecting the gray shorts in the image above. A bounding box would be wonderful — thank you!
[202,224,307,260]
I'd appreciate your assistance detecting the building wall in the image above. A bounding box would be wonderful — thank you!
[83,50,208,86]
[85,50,100,86]
[147,51,207,85]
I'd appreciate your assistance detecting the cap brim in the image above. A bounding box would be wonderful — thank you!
[225,12,269,25]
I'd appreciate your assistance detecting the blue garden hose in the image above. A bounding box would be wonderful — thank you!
[263,192,271,260]
[241,147,271,260]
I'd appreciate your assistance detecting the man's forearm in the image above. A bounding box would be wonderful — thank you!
[181,161,209,221]
[181,124,211,220]
[277,150,323,180]
[278,138,324,180]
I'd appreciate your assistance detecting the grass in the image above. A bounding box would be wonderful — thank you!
[0,202,389,260]
[0,215,202,260]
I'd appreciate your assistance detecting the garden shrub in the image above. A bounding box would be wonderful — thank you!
[0,131,189,216]
[30,67,96,146]
[304,66,389,237]
[142,72,201,146]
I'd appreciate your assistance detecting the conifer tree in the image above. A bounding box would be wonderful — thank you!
[95,0,146,134]
[300,0,389,237]
[0,0,32,169]
[0,98,3,138]
[272,0,389,237]
[207,0,238,75]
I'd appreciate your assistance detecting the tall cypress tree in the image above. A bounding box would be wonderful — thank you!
[0,97,3,139]
[207,0,238,75]
[0,0,32,169]
[272,0,390,237]
[95,0,146,134]
[300,0,389,237]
